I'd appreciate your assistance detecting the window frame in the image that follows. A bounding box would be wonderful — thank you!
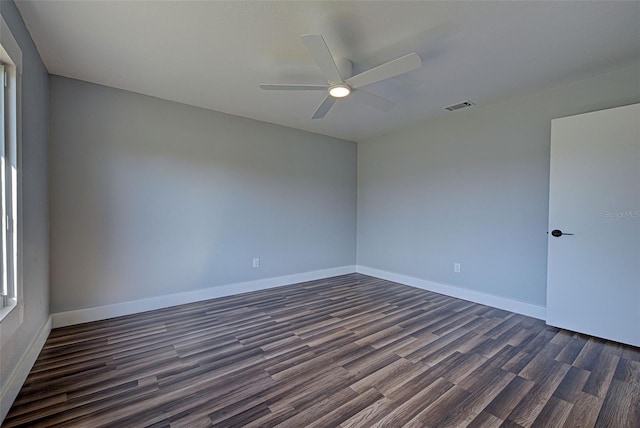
[0,14,24,346]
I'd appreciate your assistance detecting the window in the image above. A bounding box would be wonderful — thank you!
[0,15,22,331]
[0,62,17,312]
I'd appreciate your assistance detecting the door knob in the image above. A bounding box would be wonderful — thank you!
[551,229,574,237]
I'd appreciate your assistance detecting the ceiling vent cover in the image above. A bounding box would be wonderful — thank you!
[444,100,475,111]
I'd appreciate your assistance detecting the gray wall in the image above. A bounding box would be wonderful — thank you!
[49,76,356,313]
[0,0,49,405]
[357,64,640,307]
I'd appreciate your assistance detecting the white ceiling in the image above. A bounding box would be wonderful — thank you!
[16,1,640,142]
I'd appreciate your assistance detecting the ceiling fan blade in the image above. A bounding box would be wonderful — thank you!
[351,89,396,111]
[345,53,421,89]
[312,95,337,119]
[259,84,328,91]
[300,34,344,85]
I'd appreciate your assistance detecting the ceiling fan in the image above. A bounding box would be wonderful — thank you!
[259,35,422,119]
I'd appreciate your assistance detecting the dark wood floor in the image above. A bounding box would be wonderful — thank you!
[3,274,639,427]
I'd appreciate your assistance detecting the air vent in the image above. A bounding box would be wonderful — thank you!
[444,100,475,111]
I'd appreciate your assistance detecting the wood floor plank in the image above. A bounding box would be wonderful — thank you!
[507,360,571,426]
[484,375,535,420]
[4,273,639,427]
[338,396,397,427]
[371,377,454,427]
[595,380,640,428]
[582,352,619,398]
[553,365,591,403]
[531,395,573,427]
[435,366,514,426]
[271,386,357,428]
[563,391,603,428]
[614,357,640,385]
[467,410,504,427]
[348,358,413,394]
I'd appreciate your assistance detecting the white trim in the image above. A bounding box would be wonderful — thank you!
[52,266,357,328]
[0,302,23,348]
[0,15,23,344]
[0,315,51,424]
[356,265,546,320]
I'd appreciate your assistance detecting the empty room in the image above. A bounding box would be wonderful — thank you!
[1,1,639,426]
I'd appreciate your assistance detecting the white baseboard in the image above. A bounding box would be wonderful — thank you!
[52,265,357,328]
[0,315,52,424]
[356,265,546,320]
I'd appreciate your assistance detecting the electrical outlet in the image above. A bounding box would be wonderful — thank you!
[454,262,461,273]
[253,258,260,268]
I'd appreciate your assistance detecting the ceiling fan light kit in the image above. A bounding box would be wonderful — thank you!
[260,34,422,119]
[328,84,351,98]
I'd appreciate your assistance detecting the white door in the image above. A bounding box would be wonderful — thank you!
[547,103,640,347]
